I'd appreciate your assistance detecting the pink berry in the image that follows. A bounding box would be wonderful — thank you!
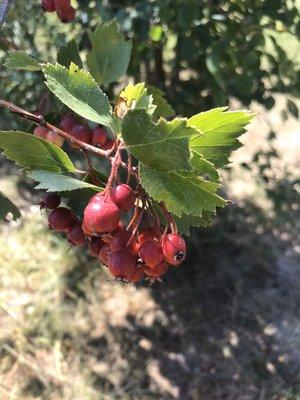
[101,138,115,151]
[42,0,56,12]
[110,184,136,212]
[70,124,92,146]
[83,197,120,234]
[162,233,186,266]
[48,207,75,232]
[138,239,164,268]
[108,248,136,279]
[46,130,64,147]
[59,114,77,133]
[67,220,87,246]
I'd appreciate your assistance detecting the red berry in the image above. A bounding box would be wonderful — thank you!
[39,193,61,210]
[89,191,106,204]
[110,184,136,212]
[101,138,115,151]
[67,220,87,246]
[83,197,120,234]
[70,124,92,146]
[57,6,75,22]
[34,126,48,139]
[162,233,186,266]
[46,130,64,147]
[82,220,93,236]
[59,114,77,133]
[42,0,56,12]
[88,237,104,257]
[138,239,164,268]
[108,248,136,279]
[92,126,107,147]
[138,228,160,244]
[54,0,70,11]
[48,207,75,232]
[110,230,137,252]
[145,261,169,278]
[99,244,111,265]
[127,265,145,283]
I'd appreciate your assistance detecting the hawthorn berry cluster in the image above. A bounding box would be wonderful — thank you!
[34,114,114,151]
[42,0,76,23]
[41,183,186,283]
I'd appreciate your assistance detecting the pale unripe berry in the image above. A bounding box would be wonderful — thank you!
[138,239,164,267]
[108,248,136,279]
[67,220,87,246]
[110,184,136,212]
[83,197,120,234]
[46,131,64,147]
[162,233,186,266]
[48,207,75,232]
[34,126,48,139]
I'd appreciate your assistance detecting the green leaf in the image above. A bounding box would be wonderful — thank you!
[188,107,254,168]
[28,170,103,192]
[42,63,113,128]
[63,190,95,218]
[122,110,192,171]
[87,21,132,86]
[4,50,41,71]
[0,131,75,173]
[57,39,83,69]
[0,191,21,221]
[190,150,220,181]
[174,211,215,235]
[140,163,226,217]
[147,86,175,119]
[120,82,156,115]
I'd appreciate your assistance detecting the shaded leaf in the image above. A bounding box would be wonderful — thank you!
[0,191,21,221]
[57,39,83,69]
[0,131,75,173]
[4,50,41,71]
[147,86,175,119]
[174,211,215,235]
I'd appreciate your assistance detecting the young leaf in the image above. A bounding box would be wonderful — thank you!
[4,50,41,71]
[28,170,102,192]
[188,107,254,168]
[0,191,21,221]
[174,211,215,235]
[119,83,156,115]
[42,63,113,128]
[87,21,132,86]
[0,131,76,173]
[122,110,192,171]
[147,86,175,119]
[140,163,226,217]
[57,39,83,69]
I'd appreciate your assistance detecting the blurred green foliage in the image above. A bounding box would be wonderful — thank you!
[0,0,299,129]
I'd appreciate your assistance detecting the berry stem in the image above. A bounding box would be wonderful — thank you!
[126,151,132,185]
[104,144,121,198]
[160,202,177,233]
[126,208,144,248]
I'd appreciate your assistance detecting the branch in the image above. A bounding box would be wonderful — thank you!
[0,0,12,26]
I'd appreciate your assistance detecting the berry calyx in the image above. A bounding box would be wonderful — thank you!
[67,220,87,246]
[162,233,186,266]
[59,114,77,133]
[83,197,120,234]
[92,126,107,147]
[70,124,92,146]
[145,261,169,278]
[88,237,104,258]
[39,193,61,210]
[34,126,48,139]
[108,248,136,279]
[138,239,164,268]
[42,0,56,12]
[48,207,76,232]
[110,184,136,212]
[99,244,111,265]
